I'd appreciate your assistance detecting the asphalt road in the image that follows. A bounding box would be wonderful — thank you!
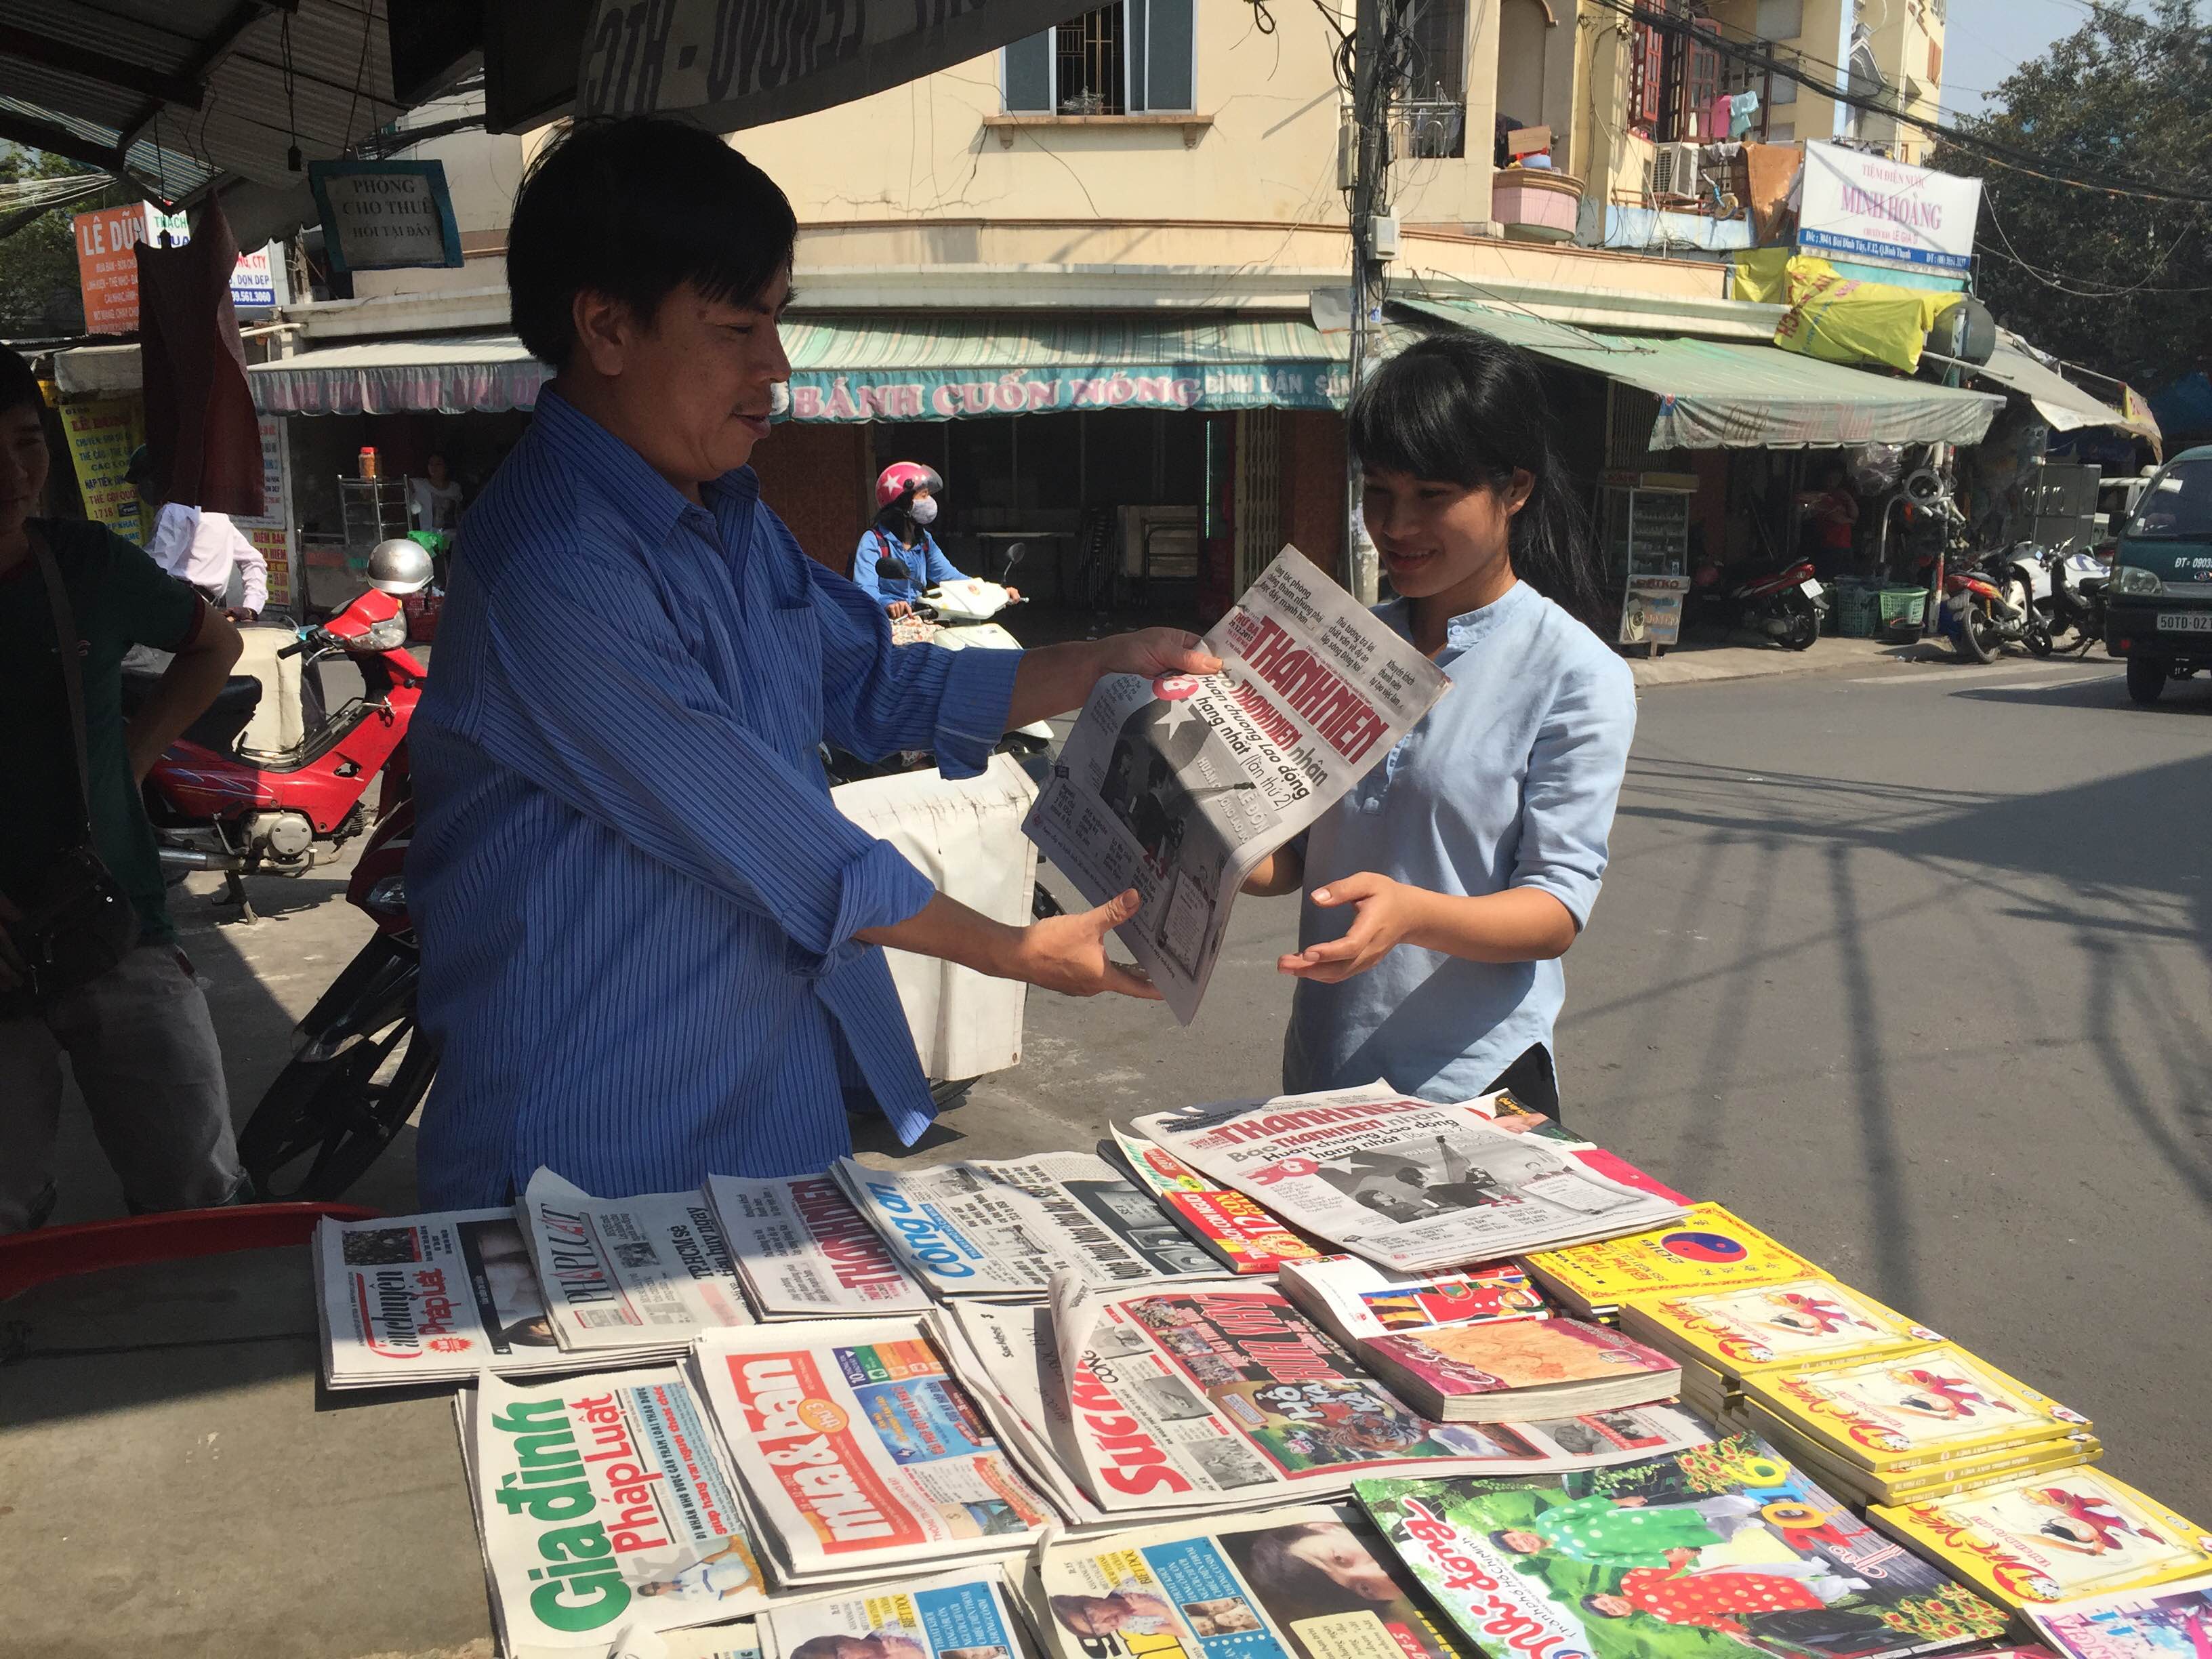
[43,649,2212,1526]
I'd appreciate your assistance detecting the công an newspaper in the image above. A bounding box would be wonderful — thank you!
[832,1151,1231,1300]
[1023,546,1450,1021]
[1132,1083,1687,1273]
[1046,1277,1710,1515]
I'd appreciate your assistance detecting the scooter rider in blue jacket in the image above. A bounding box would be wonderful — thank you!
[853,462,1019,619]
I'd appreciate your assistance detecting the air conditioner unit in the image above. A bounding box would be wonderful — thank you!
[1651,141,1703,198]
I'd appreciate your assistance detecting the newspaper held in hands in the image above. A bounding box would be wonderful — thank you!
[832,1151,1231,1301]
[706,1173,933,1319]
[1024,545,1450,1023]
[1132,1082,1687,1275]
[520,1169,756,1353]
[464,1366,772,1657]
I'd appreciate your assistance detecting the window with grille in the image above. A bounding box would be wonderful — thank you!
[1003,1,1197,115]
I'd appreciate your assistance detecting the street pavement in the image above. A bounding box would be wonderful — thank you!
[26,645,2212,1595]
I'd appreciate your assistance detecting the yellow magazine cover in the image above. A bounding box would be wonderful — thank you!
[1742,1400,2100,1505]
[1870,1467,2212,1607]
[1620,1275,1942,1380]
[1748,1343,2090,1473]
[1521,1202,1824,1307]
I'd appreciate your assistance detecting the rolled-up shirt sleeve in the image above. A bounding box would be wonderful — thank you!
[1509,658,1637,928]
[464,548,935,968]
[806,552,1021,779]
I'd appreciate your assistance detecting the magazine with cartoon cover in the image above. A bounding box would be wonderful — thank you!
[1742,1401,2100,1508]
[707,1173,933,1319]
[1024,545,1451,1023]
[1747,1344,2091,1472]
[2029,1570,2212,1658]
[1522,1202,1829,1316]
[467,1366,772,1658]
[520,1170,755,1354]
[1050,1278,1711,1513]
[1355,1431,2013,1659]
[756,1566,1029,1659]
[833,1152,1231,1300]
[1620,1278,1943,1382]
[318,1208,581,1388]
[1111,1128,1324,1275]
[1870,1470,2212,1607]
[1275,1255,1546,1350]
[689,1319,1057,1582]
[1131,1083,1685,1274]
[1030,1504,1481,1659]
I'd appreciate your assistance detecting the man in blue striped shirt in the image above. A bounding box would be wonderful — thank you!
[407,121,1217,1207]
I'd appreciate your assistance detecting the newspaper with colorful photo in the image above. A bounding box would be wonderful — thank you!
[1273,1255,1547,1351]
[316,1208,576,1389]
[1024,545,1450,1022]
[520,1169,754,1353]
[1048,1278,1710,1515]
[1132,1084,1687,1273]
[1109,1128,1324,1275]
[708,1173,933,1319]
[464,1366,772,1658]
[688,1320,1058,1585]
[2030,1571,2212,1659]
[1029,1503,1482,1659]
[756,1565,1029,1659]
[832,1152,1229,1300]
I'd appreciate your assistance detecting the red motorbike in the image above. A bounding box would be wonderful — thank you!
[1727,559,1827,651]
[133,579,427,913]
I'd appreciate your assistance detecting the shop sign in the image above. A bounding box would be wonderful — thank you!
[230,415,297,615]
[1620,575,1687,648]
[308,161,464,274]
[74,204,285,331]
[59,395,146,541]
[785,363,1347,422]
[1797,141,1981,274]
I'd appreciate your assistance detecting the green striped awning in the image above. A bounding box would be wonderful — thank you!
[1393,298,2004,450]
[781,314,1347,422]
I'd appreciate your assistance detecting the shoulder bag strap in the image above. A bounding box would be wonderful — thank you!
[27,527,98,846]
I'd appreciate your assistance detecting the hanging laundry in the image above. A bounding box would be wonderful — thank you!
[1729,89,1763,138]
[1708,91,1735,142]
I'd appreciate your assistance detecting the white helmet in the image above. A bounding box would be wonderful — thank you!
[366,537,434,596]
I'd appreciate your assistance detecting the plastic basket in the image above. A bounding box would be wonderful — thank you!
[1832,581,1881,639]
[1879,586,1927,630]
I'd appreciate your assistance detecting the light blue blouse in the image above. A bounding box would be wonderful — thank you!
[1283,580,1637,1104]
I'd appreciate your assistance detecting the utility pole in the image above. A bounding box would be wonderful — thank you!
[1344,0,1392,603]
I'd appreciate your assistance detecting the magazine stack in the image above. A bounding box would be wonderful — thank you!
[1519,1199,1826,1319]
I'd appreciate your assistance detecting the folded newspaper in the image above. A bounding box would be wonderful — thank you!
[708,1173,933,1319]
[520,1169,756,1354]
[1108,1128,1324,1275]
[756,1565,1030,1659]
[688,1320,1058,1586]
[316,1208,581,1389]
[460,1366,773,1659]
[1132,1083,1687,1273]
[1029,1503,1482,1659]
[1046,1277,1711,1515]
[1024,545,1451,1022]
[832,1152,1230,1300]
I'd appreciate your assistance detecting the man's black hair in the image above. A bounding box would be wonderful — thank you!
[0,347,45,419]
[507,117,797,369]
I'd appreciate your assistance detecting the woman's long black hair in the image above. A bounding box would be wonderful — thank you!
[1347,331,1607,634]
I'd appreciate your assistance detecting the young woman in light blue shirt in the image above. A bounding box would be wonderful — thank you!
[1245,334,1636,1120]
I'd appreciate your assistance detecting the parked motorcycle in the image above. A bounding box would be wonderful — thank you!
[2022,544,2109,658]
[131,540,431,915]
[1704,558,1827,651]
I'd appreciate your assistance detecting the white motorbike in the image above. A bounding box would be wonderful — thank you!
[875,543,1053,754]
[1982,541,2109,657]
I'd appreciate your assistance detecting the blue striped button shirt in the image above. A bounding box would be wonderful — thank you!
[407,389,1021,1208]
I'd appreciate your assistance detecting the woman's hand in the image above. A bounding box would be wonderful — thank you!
[1276,873,1429,983]
[886,600,912,619]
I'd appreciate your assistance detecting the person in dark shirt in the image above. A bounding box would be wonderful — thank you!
[0,348,249,1232]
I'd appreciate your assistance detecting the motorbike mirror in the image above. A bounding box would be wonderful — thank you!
[1002,540,1027,576]
[875,555,911,581]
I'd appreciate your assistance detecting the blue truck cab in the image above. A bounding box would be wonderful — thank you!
[2107,445,2212,704]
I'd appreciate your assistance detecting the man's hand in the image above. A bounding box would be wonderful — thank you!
[1006,888,1159,1000]
[1277,872,1429,983]
[886,600,912,619]
[1094,628,1221,682]
[1005,630,1224,729]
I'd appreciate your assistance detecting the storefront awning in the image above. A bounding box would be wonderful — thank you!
[248,316,1350,420]
[1393,298,2005,451]
[1967,334,2163,455]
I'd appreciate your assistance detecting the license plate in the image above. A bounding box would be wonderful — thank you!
[2156,612,2212,632]
[1800,578,1824,598]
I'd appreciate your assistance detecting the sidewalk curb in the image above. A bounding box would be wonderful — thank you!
[1631,636,1943,689]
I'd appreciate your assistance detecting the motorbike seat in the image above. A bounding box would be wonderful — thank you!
[121,668,263,754]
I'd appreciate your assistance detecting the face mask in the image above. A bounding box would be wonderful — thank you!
[909,495,939,526]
